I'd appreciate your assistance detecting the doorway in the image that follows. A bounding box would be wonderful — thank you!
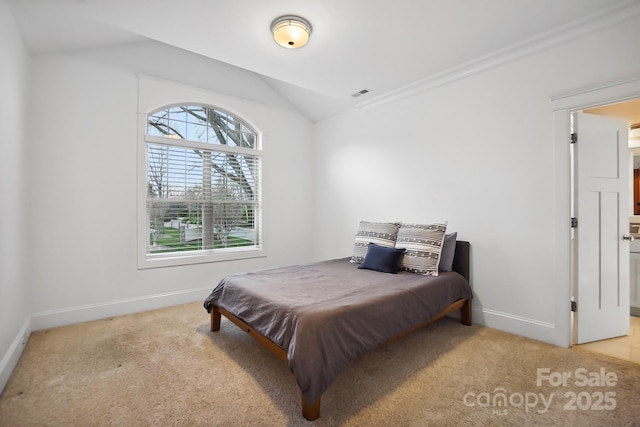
[550,76,640,349]
[572,99,640,352]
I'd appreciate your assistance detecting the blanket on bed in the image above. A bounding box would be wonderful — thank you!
[204,258,472,404]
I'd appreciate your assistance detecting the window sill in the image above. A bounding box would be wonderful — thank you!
[138,247,265,269]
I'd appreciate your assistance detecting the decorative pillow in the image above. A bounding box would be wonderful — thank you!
[350,221,401,264]
[439,232,458,272]
[358,243,406,274]
[395,222,448,275]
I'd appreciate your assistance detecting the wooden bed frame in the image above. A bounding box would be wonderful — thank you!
[210,241,472,421]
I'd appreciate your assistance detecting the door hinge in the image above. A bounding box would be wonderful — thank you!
[571,133,577,144]
[571,217,578,228]
[571,301,577,312]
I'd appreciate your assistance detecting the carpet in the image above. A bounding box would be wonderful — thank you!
[1,302,640,426]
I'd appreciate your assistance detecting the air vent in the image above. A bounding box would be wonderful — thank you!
[352,89,371,98]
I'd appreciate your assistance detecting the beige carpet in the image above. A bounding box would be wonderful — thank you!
[1,302,640,426]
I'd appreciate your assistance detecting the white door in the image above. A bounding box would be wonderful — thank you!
[574,112,630,344]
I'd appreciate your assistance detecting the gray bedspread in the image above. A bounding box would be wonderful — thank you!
[203,257,472,404]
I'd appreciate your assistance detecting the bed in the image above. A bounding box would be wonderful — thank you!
[204,240,472,420]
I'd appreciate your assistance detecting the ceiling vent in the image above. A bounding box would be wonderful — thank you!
[352,89,371,98]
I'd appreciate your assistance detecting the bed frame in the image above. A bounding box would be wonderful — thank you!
[210,240,472,421]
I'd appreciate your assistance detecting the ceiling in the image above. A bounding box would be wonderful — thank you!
[585,98,640,126]
[7,0,640,122]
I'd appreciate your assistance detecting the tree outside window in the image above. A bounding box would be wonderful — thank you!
[145,105,261,257]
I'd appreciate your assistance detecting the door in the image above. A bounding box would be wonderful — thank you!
[574,112,630,344]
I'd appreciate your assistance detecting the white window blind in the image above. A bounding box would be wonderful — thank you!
[145,105,261,258]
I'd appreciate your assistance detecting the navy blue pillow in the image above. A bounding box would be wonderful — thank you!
[358,243,406,274]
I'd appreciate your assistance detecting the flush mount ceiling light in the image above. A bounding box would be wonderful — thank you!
[271,15,312,49]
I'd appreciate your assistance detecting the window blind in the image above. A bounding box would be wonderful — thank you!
[145,105,261,257]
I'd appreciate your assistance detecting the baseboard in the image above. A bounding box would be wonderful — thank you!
[30,286,213,331]
[472,306,557,345]
[0,317,31,394]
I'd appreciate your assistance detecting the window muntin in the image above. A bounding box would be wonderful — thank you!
[147,106,256,147]
[145,105,261,259]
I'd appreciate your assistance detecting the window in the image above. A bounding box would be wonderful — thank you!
[143,104,261,266]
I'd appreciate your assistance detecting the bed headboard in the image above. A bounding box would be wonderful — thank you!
[452,241,470,282]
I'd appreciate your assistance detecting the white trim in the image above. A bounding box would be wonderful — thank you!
[137,76,265,269]
[477,308,555,329]
[552,75,640,347]
[357,1,640,110]
[0,317,30,393]
[30,286,213,331]
[472,307,558,345]
[551,110,573,348]
[551,74,640,110]
[141,248,265,269]
[136,74,267,133]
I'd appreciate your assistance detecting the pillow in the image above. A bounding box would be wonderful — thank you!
[395,222,448,276]
[350,221,401,264]
[439,232,458,272]
[358,243,406,274]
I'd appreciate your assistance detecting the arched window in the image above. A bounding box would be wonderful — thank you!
[144,104,261,264]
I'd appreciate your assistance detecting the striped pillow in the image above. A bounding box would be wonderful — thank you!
[350,221,401,264]
[395,222,448,275]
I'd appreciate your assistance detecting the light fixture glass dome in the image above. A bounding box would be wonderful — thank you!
[271,15,312,49]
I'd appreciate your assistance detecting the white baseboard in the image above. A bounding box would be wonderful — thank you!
[0,317,31,394]
[30,286,213,331]
[472,306,558,345]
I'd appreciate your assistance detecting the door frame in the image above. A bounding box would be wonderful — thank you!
[551,75,640,347]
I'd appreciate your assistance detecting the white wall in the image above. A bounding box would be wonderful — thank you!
[0,1,31,391]
[312,14,640,347]
[26,41,315,329]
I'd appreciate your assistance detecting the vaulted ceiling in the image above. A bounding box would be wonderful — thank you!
[8,0,640,122]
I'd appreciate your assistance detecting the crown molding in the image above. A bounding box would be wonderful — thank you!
[357,0,640,110]
[550,74,640,110]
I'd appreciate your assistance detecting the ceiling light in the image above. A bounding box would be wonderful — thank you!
[271,15,312,49]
